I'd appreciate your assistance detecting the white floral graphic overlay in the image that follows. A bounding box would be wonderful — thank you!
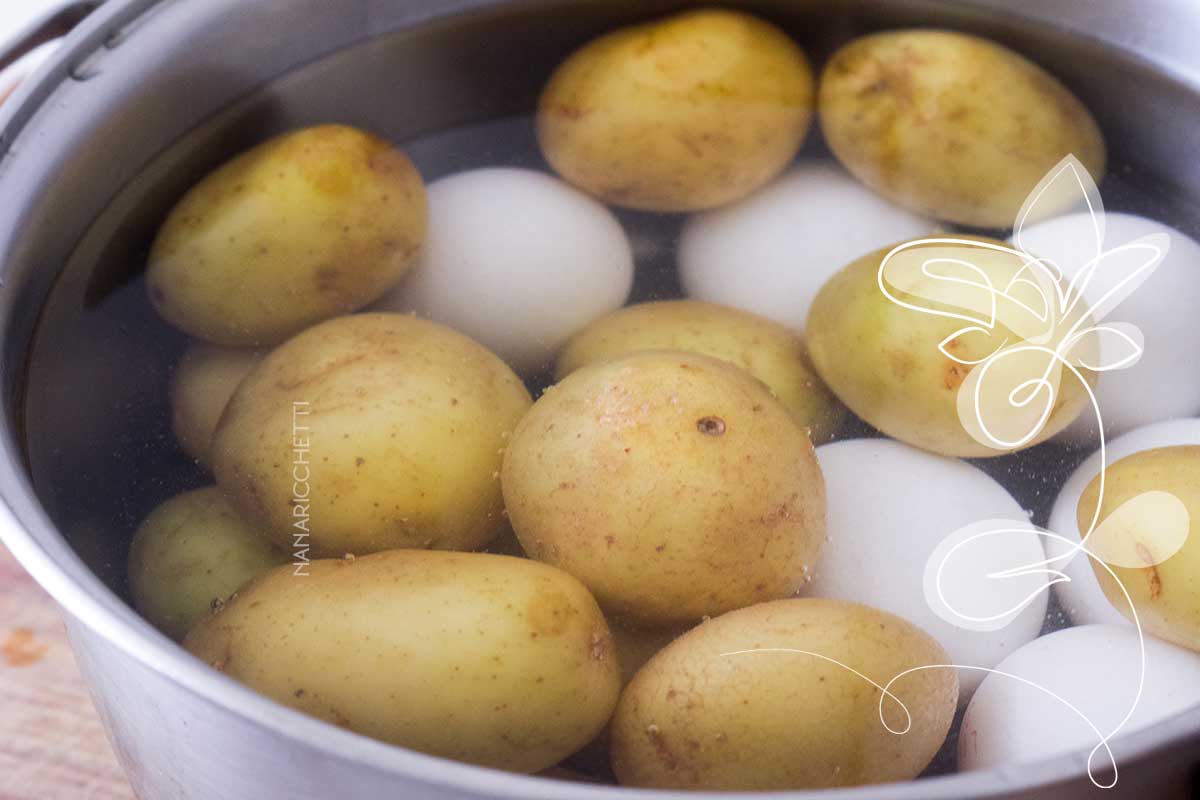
[722,156,1189,789]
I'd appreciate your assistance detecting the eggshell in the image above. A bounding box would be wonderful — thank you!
[678,161,935,332]
[959,624,1200,771]
[376,167,633,373]
[1015,212,1200,443]
[1047,418,1200,627]
[809,438,1048,696]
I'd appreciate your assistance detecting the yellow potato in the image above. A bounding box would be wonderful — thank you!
[128,487,286,640]
[502,351,825,626]
[147,125,427,345]
[806,237,1092,456]
[611,598,958,790]
[537,9,814,212]
[557,300,844,444]
[185,550,621,773]
[1078,446,1200,651]
[212,313,531,557]
[170,342,265,469]
[819,30,1106,227]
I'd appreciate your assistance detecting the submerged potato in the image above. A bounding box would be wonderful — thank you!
[819,30,1106,227]
[128,487,286,640]
[212,313,531,556]
[806,238,1091,456]
[538,9,814,212]
[611,599,958,790]
[557,300,844,444]
[185,550,621,772]
[1078,446,1200,651]
[170,342,265,469]
[148,125,427,345]
[503,351,825,626]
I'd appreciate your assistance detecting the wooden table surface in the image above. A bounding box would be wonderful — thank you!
[0,544,134,800]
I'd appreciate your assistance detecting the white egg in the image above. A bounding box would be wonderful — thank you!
[959,624,1200,772]
[1015,212,1200,443]
[678,161,936,332]
[376,167,633,373]
[810,438,1049,697]
[1047,418,1200,627]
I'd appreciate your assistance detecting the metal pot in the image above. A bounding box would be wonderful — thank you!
[1,1,1198,798]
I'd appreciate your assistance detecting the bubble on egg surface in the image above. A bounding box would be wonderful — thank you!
[375,167,633,373]
[1047,417,1200,627]
[809,438,1048,697]
[678,161,935,332]
[959,624,1200,771]
[1015,212,1200,443]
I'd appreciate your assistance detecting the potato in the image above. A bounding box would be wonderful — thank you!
[147,125,427,346]
[806,237,1092,456]
[170,342,265,469]
[557,300,844,443]
[184,550,621,773]
[610,598,958,790]
[1078,446,1200,651]
[212,313,531,557]
[502,351,825,626]
[537,9,814,212]
[819,30,1106,228]
[128,487,286,640]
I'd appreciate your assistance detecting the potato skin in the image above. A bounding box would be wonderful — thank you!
[212,313,531,557]
[147,125,427,346]
[819,30,1106,227]
[610,599,958,790]
[184,550,621,773]
[170,342,265,469]
[502,351,825,626]
[557,300,844,444]
[806,238,1090,456]
[1078,446,1200,651]
[128,487,286,640]
[538,9,813,212]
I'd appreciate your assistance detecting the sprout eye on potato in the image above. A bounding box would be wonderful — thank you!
[184,550,622,773]
[147,124,427,346]
[128,486,287,641]
[819,30,1106,227]
[538,8,815,212]
[502,350,826,627]
[212,313,531,557]
[557,300,845,444]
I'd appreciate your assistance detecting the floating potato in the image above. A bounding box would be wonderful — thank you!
[819,30,1105,227]
[212,313,531,556]
[611,598,958,789]
[1077,445,1200,651]
[502,350,825,626]
[538,9,814,211]
[148,125,427,345]
[170,342,265,469]
[185,550,621,772]
[128,486,286,640]
[806,237,1093,456]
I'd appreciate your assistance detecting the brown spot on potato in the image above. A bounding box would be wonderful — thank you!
[696,416,726,436]
[943,361,968,391]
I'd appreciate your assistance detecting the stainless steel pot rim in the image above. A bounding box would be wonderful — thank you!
[1,1,1199,798]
